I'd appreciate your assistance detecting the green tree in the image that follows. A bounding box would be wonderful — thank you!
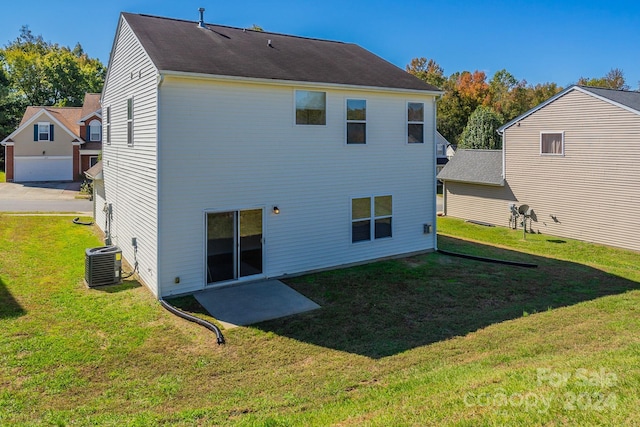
[406,57,445,88]
[577,68,629,90]
[458,106,502,149]
[1,26,105,107]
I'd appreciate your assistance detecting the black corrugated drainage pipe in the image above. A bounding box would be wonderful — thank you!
[437,249,538,268]
[72,217,94,226]
[159,299,225,345]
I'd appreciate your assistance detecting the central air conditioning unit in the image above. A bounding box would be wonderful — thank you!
[85,246,122,287]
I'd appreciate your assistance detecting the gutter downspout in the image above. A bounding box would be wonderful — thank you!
[433,95,440,251]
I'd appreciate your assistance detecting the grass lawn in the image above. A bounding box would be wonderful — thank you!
[0,170,5,183]
[1,215,639,425]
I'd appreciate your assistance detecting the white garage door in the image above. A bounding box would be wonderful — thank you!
[14,156,73,182]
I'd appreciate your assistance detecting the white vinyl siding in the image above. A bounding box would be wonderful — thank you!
[101,17,159,296]
[156,76,437,297]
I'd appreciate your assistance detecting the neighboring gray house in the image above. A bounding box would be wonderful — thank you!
[438,85,640,252]
[97,12,443,298]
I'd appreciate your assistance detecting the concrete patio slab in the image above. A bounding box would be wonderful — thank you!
[193,280,320,328]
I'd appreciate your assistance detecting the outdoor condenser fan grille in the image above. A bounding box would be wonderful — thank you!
[85,246,122,287]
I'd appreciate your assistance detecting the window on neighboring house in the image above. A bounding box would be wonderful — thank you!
[89,156,99,167]
[127,98,133,146]
[346,99,366,144]
[295,90,326,125]
[105,106,111,144]
[541,132,564,155]
[436,143,446,156]
[351,195,393,243]
[89,120,101,142]
[35,122,53,141]
[407,102,424,143]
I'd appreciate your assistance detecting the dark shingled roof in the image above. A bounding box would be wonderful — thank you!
[122,13,441,92]
[580,86,640,113]
[437,149,504,186]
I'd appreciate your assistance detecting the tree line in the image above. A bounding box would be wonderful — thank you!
[406,57,635,149]
[0,26,106,141]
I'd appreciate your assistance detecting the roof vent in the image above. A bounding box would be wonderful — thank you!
[197,7,206,28]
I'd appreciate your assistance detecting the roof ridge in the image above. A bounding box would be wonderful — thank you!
[127,12,348,45]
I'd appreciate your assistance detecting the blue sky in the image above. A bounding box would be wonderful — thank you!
[1,0,639,89]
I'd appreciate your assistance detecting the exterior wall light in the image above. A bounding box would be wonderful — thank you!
[272,206,280,215]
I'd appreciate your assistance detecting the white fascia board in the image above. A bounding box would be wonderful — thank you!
[79,149,101,155]
[498,85,578,133]
[78,111,102,124]
[158,69,444,97]
[575,86,640,116]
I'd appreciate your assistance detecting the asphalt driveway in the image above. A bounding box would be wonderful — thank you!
[0,182,93,213]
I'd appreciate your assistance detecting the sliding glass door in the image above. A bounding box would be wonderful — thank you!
[206,209,263,284]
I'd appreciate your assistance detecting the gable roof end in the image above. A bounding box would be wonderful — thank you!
[121,12,441,93]
[499,85,640,132]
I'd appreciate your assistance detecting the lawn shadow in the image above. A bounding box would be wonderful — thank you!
[0,277,26,319]
[89,279,141,293]
[254,235,640,359]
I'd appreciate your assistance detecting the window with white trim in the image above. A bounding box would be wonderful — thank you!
[38,122,51,141]
[346,99,366,144]
[351,195,392,243]
[407,102,424,143]
[540,132,564,155]
[89,156,99,167]
[89,119,101,141]
[127,98,133,146]
[105,106,111,145]
[436,143,446,156]
[295,90,326,125]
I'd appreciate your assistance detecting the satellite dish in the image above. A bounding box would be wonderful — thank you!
[518,204,530,215]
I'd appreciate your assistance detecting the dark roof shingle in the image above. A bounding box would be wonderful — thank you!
[579,86,640,113]
[437,149,503,186]
[122,13,441,92]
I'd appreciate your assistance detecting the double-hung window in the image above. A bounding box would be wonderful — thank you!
[36,122,52,141]
[127,98,134,146]
[346,99,366,144]
[295,90,326,125]
[540,132,564,155]
[89,119,101,141]
[351,196,393,243]
[407,102,424,143]
[105,106,111,145]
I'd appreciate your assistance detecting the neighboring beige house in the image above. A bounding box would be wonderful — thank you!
[1,93,101,182]
[438,85,640,252]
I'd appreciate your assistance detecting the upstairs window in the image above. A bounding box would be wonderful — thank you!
[541,132,564,155]
[436,143,446,156]
[127,98,134,146]
[351,195,393,243]
[407,102,424,143]
[296,90,326,125]
[346,99,366,144]
[35,122,53,141]
[89,119,101,141]
[105,106,111,145]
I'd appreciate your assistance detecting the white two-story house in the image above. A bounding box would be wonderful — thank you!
[97,11,442,298]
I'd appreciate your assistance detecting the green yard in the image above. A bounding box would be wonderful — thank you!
[1,215,638,425]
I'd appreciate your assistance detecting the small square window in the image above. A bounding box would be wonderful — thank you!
[296,90,326,125]
[541,132,563,155]
[352,196,392,243]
